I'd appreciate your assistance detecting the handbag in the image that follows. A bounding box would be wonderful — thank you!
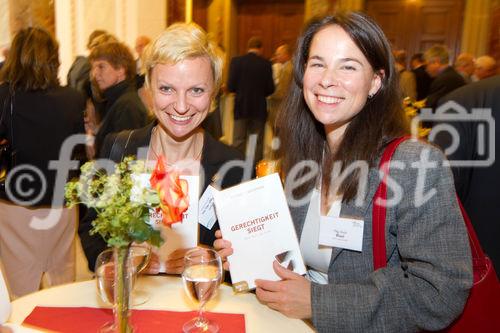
[372,137,500,332]
[0,91,15,189]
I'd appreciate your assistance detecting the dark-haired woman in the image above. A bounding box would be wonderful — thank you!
[215,13,472,332]
[0,28,85,298]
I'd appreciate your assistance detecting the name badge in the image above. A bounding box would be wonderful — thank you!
[198,185,218,230]
[319,216,364,252]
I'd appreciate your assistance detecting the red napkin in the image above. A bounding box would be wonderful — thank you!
[23,306,245,332]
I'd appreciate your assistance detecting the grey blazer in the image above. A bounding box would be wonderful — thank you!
[290,140,472,333]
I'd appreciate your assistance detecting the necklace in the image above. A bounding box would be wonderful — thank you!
[147,126,203,166]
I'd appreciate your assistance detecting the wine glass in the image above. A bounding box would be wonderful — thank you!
[129,243,151,305]
[182,248,223,333]
[95,249,117,333]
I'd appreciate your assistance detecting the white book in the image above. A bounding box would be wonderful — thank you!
[213,173,306,291]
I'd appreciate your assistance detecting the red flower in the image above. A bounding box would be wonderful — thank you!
[150,156,189,227]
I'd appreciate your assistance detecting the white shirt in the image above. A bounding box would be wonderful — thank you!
[299,189,341,284]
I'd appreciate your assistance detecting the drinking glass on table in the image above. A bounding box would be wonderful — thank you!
[182,248,223,333]
[95,249,118,333]
[129,243,152,305]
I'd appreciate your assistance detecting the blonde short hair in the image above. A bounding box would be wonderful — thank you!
[143,22,223,92]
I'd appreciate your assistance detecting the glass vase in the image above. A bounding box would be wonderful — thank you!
[113,245,134,333]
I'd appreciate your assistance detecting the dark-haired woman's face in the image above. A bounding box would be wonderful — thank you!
[303,25,381,137]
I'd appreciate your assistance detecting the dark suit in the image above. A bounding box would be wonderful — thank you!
[79,122,246,270]
[412,65,433,100]
[94,80,149,156]
[433,75,500,276]
[426,66,465,110]
[227,52,274,162]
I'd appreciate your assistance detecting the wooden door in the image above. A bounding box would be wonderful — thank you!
[367,0,464,63]
[236,0,305,60]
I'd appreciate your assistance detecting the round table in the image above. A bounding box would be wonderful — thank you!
[8,276,315,333]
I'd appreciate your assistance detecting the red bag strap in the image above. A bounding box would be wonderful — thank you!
[372,136,410,270]
[456,196,485,261]
[372,136,486,271]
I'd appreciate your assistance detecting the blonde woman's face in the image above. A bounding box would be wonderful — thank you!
[150,56,215,140]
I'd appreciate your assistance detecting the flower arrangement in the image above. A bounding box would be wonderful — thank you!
[403,97,431,138]
[65,155,189,333]
[65,156,189,246]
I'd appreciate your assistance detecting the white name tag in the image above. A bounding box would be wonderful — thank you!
[198,185,217,230]
[319,216,364,252]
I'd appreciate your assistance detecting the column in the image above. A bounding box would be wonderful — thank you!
[0,0,10,51]
[335,0,365,12]
[461,0,493,56]
[305,0,334,21]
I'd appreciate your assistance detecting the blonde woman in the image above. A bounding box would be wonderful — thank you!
[79,23,245,274]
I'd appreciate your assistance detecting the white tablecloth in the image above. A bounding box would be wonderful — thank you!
[8,276,315,333]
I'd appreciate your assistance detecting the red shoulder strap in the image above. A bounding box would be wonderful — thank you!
[372,136,410,270]
[372,137,486,271]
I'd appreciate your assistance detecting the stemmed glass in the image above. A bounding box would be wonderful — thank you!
[182,248,223,333]
[129,243,151,305]
[95,249,120,333]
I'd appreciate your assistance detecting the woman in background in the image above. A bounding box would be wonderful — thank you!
[0,27,85,298]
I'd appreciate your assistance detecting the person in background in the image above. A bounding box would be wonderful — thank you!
[474,55,497,81]
[66,30,107,94]
[425,44,465,110]
[88,41,149,157]
[266,43,293,158]
[0,45,9,70]
[79,22,244,273]
[433,75,500,277]
[134,35,154,115]
[215,12,472,332]
[410,52,433,101]
[228,36,274,163]
[454,53,475,83]
[0,27,85,298]
[135,35,151,75]
[393,50,416,99]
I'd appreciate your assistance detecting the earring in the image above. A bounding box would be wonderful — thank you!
[367,93,374,99]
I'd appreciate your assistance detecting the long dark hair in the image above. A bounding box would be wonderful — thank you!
[0,27,60,91]
[277,12,409,202]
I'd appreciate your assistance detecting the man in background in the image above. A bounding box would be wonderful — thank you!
[474,55,497,81]
[0,45,9,70]
[433,75,500,277]
[66,30,108,94]
[228,36,274,162]
[394,50,416,100]
[134,35,151,75]
[266,44,292,158]
[410,53,433,101]
[425,44,465,110]
[454,52,475,83]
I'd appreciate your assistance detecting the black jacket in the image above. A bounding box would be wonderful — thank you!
[434,75,500,276]
[94,80,149,156]
[412,65,433,100]
[426,66,465,110]
[0,83,85,207]
[79,122,246,270]
[227,52,275,120]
